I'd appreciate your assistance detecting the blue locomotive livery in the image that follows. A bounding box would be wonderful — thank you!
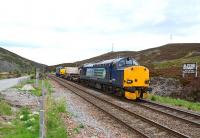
[80,57,151,100]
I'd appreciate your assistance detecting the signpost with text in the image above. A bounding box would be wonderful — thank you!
[182,63,198,78]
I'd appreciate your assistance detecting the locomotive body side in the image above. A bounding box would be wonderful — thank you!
[80,57,151,100]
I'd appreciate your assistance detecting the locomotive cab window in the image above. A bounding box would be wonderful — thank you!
[125,58,133,66]
[118,58,136,68]
[132,59,139,66]
[118,59,126,67]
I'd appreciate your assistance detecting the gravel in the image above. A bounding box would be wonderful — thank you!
[50,80,139,138]
[73,85,200,138]
[0,88,39,109]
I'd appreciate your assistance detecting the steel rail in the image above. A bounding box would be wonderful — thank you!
[50,76,149,138]
[50,75,190,138]
[138,99,200,126]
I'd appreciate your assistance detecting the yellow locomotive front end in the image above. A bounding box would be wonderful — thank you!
[60,68,66,77]
[123,66,150,100]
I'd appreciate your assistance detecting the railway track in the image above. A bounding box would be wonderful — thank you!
[50,75,190,138]
[136,99,200,127]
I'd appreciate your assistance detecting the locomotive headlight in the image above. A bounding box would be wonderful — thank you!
[127,80,133,84]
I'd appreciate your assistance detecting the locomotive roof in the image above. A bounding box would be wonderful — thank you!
[82,57,129,67]
[56,66,63,69]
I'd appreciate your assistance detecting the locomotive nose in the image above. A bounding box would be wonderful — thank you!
[123,66,149,87]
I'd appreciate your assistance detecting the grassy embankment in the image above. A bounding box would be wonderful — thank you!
[153,55,200,69]
[150,55,200,111]
[0,98,12,116]
[149,94,200,112]
[0,98,40,138]
[0,77,41,137]
[15,79,42,96]
[44,79,68,138]
[0,79,68,138]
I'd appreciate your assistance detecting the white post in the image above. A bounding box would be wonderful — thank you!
[196,63,198,78]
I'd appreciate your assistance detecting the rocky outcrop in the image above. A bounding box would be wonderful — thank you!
[150,77,183,96]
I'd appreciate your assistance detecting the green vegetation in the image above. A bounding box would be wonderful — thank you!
[44,79,53,94]
[73,123,84,134]
[31,88,42,96]
[149,94,200,112]
[0,107,39,138]
[0,98,12,115]
[45,80,68,138]
[0,79,69,138]
[15,79,42,96]
[154,56,200,69]
[46,96,68,138]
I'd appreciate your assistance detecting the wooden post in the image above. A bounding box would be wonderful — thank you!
[36,68,40,88]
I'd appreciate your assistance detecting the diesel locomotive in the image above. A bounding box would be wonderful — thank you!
[79,57,151,100]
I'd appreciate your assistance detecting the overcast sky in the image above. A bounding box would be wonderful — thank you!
[0,0,200,65]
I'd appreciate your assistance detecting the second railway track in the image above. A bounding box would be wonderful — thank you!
[50,75,192,138]
[136,99,200,127]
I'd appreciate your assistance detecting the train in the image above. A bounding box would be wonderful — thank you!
[56,66,79,81]
[55,57,151,100]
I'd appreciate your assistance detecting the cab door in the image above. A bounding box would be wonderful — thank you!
[111,60,125,87]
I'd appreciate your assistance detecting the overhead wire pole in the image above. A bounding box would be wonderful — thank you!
[170,33,173,43]
[112,43,114,52]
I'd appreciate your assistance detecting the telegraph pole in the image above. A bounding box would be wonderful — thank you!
[170,33,173,43]
[112,43,114,52]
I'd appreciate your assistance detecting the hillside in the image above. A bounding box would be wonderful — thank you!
[0,47,46,73]
[49,43,200,73]
[48,43,200,102]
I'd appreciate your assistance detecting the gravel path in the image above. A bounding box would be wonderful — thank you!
[0,88,39,109]
[0,76,30,91]
[51,80,139,138]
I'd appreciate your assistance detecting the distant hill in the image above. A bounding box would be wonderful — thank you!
[0,47,46,73]
[47,43,200,102]
[48,43,200,73]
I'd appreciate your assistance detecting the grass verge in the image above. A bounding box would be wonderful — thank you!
[44,79,53,94]
[0,107,39,138]
[0,98,12,116]
[15,79,42,96]
[149,94,200,112]
[45,80,68,138]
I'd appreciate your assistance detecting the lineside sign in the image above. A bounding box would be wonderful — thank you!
[182,63,198,77]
